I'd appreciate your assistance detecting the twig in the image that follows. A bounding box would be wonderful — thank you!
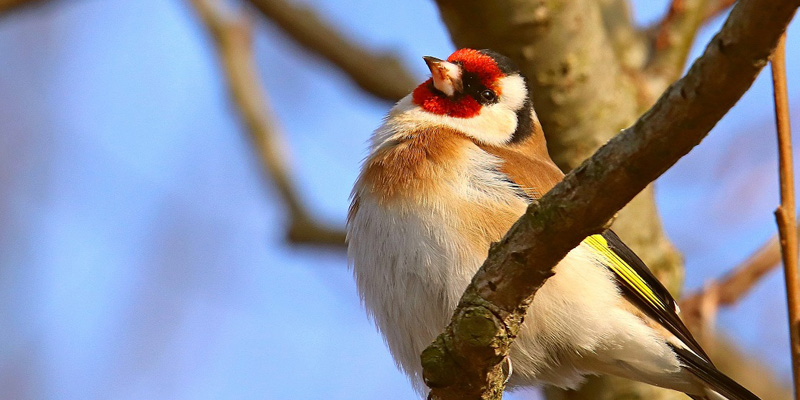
[189,0,345,247]
[422,0,799,397]
[244,0,416,102]
[771,33,800,399]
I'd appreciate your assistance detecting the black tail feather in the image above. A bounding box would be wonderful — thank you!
[671,345,760,400]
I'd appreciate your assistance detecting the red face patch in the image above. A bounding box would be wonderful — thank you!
[447,48,504,88]
[412,79,481,118]
[412,49,504,118]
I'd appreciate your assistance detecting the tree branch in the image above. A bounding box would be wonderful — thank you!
[189,0,345,247]
[433,3,709,397]
[703,0,737,23]
[643,0,708,100]
[598,0,648,71]
[422,0,799,397]
[243,0,416,102]
[680,234,782,333]
[640,0,741,106]
[771,33,800,396]
[0,0,45,15]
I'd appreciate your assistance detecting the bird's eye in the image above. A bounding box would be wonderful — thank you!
[480,89,497,102]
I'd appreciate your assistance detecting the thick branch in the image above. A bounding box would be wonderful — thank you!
[244,0,416,102]
[190,0,345,247]
[434,1,682,309]
[422,0,798,397]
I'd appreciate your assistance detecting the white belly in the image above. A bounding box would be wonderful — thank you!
[347,139,534,393]
[348,195,485,392]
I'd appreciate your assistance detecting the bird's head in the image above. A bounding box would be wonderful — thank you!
[409,48,535,146]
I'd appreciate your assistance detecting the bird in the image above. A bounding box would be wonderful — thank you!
[346,48,759,400]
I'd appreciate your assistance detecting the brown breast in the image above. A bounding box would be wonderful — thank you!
[357,126,475,205]
[353,124,566,253]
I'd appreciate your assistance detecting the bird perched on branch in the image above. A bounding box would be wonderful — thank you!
[347,48,759,400]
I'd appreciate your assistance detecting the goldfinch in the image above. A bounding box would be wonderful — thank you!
[347,48,759,400]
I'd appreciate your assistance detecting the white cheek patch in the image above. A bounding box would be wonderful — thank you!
[498,75,528,111]
[387,75,530,146]
[454,104,518,145]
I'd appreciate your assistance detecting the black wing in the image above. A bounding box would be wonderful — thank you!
[584,230,709,361]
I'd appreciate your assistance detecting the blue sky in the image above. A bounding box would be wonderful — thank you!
[0,0,797,399]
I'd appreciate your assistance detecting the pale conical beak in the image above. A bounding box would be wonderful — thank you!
[423,56,463,97]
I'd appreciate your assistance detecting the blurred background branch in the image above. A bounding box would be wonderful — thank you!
[190,0,345,247]
[598,0,648,71]
[244,0,417,102]
[642,0,707,101]
[681,233,780,332]
[0,0,44,15]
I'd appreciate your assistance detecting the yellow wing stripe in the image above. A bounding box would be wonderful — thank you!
[583,235,665,310]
